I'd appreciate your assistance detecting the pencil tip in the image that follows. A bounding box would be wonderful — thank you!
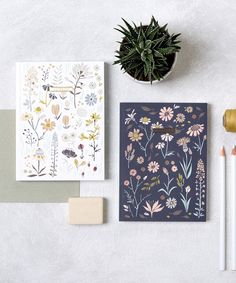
[232,145,236,155]
[220,146,226,156]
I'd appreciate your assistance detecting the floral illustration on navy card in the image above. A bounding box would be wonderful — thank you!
[16,62,104,180]
[120,103,207,221]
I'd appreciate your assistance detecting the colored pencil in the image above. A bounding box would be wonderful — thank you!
[220,146,226,270]
[232,145,236,270]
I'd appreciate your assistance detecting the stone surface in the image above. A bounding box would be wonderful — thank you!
[1,0,236,282]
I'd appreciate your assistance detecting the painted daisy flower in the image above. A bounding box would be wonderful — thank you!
[72,63,90,77]
[140,116,151,125]
[177,137,190,146]
[161,133,174,142]
[159,107,174,121]
[21,112,32,121]
[41,119,55,131]
[137,156,144,164]
[128,129,143,142]
[185,106,193,113]
[125,109,136,125]
[155,142,165,149]
[187,124,204,136]
[166,197,177,209]
[148,161,160,173]
[85,93,97,106]
[175,113,185,123]
[151,122,163,129]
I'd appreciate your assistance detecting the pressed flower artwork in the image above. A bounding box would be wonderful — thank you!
[16,62,105,180]
[120,103,207,221]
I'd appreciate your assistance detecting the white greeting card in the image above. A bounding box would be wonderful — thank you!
[16,62,104,180]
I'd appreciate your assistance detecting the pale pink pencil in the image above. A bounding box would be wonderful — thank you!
[220,146,226,270]
[232,146,236,270]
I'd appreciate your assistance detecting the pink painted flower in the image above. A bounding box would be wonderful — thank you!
[136,175,141,180]
[187,124,204,137]
[124,180,130,186]
[129,169,137,176]
[171,165,178,172]
[137,156,144,164]
[159,107,174,121]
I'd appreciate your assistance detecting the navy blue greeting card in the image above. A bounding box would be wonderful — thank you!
[120,103,207,222]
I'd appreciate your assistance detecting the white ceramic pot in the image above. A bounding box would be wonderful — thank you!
[124,52,178,85]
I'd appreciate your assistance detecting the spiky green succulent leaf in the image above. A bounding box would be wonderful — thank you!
[114,16,181,83]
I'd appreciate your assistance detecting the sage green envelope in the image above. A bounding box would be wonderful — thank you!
[0,110,80,202]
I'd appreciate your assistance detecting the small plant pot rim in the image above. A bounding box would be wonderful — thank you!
[123,52,178,84]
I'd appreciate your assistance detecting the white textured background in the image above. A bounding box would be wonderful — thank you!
[0,0,236,282]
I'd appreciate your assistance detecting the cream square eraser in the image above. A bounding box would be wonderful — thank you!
[68,197,103,225]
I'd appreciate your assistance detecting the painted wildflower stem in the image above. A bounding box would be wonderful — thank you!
[90,140,101,161]
[176,173,185,192]
[180,186,192,212]
[137,125,154,157]
[193,135,206,155]
[28,148,46,177]
[194,159,206,218]
[49,133,58,177]
[28,118,45,146]
[70,74,82,108]
[159,140,174,158]
[125,143,135,169]
[126,176,151,217]
[179,151,192,179]
[23,129,36,146]
[159,168,177,196]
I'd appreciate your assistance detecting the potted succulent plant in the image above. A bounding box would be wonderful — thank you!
[114,16,181,84]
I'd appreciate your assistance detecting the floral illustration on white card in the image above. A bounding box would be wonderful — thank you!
[16,62,104,180]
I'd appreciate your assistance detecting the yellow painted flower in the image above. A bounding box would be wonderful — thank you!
[79,133,89,140]
[128,128,143,142]
[34,106,43,114]
[90,112,101,121]
[21,112,32,121]
[89,132,98,141]
[85,119,93,126]
[41,119,55,131]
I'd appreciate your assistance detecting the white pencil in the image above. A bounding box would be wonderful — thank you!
[232,145,236,270]
[220,146,226,271]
